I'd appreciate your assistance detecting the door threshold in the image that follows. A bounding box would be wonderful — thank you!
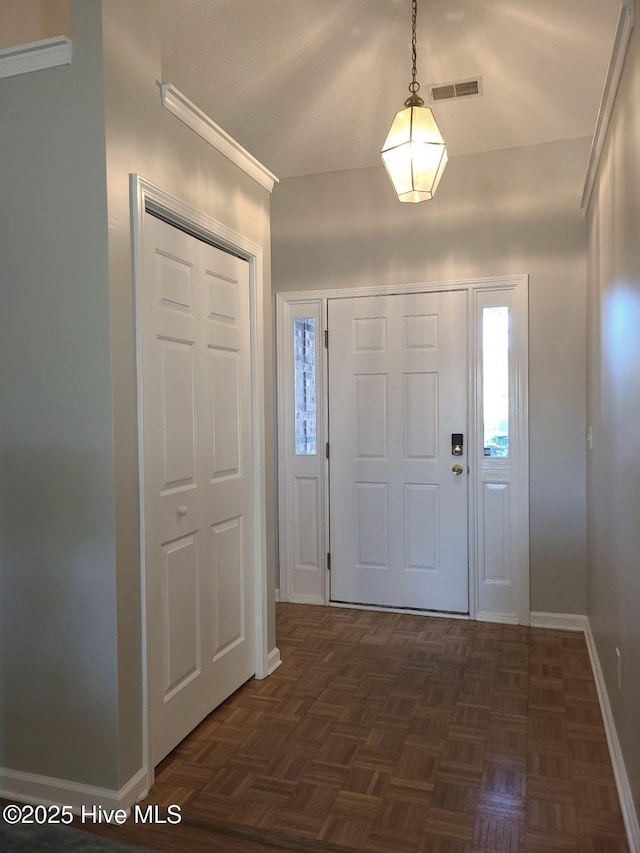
[329,600,470,619]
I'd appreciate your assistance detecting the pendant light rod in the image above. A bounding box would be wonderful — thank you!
[407,0,424,106]
[381,0,448,203]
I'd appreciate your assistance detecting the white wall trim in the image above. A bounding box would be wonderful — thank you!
[528,612,640,851]
[0,767,147,814]
[161,84,278,194]
[0,36,72,80]
[279,274,527,304]
[581,0,635,213]
[287,593,326,606]
[476,611,519,625]
[267,647,282,675]
[275,588,281,603]
[584,620,640,853]
[529,611,589,632]
[130,174,270,793]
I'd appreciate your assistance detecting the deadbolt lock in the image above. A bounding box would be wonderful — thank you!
[451,433,464,456]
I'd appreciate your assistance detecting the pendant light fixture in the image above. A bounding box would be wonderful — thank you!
[381,0,447,203]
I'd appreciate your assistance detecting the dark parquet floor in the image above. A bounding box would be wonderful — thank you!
[82,603,628,852]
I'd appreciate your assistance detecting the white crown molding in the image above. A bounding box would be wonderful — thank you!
[0,767,147,814]
[529,611,589,632]
[278,274,528,304]
[581,0,635,213]
[584,620,640,852]
[161,84,278,194]
[0,36,72,80]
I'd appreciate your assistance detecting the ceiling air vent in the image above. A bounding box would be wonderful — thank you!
[428,77,483,103]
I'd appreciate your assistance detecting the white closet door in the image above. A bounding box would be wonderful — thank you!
[329,291,468,613]
[142,214,254,764]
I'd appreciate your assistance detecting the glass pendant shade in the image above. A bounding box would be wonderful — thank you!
[381,102,448,202]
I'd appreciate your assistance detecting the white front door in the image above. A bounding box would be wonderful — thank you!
[142,213,255,764]
[328,291,468,613]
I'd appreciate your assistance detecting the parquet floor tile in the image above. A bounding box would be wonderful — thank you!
[75,603,628,852]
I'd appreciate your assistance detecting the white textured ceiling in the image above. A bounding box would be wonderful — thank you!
[161,0,621,179]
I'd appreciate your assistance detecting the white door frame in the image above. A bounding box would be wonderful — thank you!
[277,274,529,625]
[131,174,269,789]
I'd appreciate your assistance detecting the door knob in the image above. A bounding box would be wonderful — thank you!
[452,464,464,476]
[177,505,187,517]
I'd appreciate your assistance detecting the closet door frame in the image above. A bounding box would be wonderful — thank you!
[131,174,270,790]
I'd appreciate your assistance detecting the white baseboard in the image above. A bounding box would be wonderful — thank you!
[530,611,640,851]
[529,611,589,632]
[267,646,282,675]
[476,611,519,625]
[0,766,148,814]
[584,620,640,853]
[288,594,325,606]
[275,588,280,602]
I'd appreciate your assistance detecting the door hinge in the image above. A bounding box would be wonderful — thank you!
[324,329,329,349]
[327,553,331,572]
[326,441,330,459]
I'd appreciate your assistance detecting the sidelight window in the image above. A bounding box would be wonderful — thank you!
[483,306,509,458]
[294,318,317,455]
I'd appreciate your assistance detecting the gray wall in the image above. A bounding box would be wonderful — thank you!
[101,0,275,787]
[0,0,275,791]
[0,1,118,784]
[272,136,590,614]
[586,25,640,818]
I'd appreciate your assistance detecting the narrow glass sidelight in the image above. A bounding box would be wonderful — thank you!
[294,317,317,455]
[483,306,509,458]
